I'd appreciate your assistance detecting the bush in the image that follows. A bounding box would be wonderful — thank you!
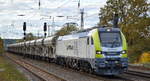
[128,38,150,63]
[0,37,4,54]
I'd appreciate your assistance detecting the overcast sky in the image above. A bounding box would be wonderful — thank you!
[0,0,149,39]
[0,0,107,39]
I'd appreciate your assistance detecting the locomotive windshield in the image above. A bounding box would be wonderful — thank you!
[99,32,122,48]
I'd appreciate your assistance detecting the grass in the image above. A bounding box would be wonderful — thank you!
[143,63,150,68]
[0,54,28,81]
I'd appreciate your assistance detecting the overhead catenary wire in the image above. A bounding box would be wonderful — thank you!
[0,0,102,39]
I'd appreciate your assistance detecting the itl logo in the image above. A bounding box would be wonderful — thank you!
[67,45,74,50]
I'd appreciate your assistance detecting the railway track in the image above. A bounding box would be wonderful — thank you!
[26,58,134,81]
[18,57,136,81]
[125,70,150,78]
[5,53,150,81]
[6,53,66,81]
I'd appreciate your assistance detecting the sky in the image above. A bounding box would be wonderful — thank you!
[1,0,149,39]
[0,0,107,39]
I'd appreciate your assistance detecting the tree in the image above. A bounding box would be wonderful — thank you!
[0,37,4,54]
[99,0,149,25]
[25,33,37,41]
[98,0,150,63]
[50,23,79,46]
[55,23,79,36]
[17,33,37,42]
[99,0,150,46]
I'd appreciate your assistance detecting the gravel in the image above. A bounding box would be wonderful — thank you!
[8,53,150,81]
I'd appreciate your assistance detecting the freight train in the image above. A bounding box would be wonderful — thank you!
[7,27,128,75]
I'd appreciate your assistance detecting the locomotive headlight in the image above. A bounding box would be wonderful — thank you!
[115,61,119,63]
[121,50,126,54]
[96,51,102,54]
[105,61,108,63]
[106,29,111,32]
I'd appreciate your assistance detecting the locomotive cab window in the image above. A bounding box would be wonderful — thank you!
[91,37,94,45]
[99,31,122,48]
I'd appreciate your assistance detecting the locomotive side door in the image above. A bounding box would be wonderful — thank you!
[74,39,79,57]
[87,37,95,58]
[86,37,90,58]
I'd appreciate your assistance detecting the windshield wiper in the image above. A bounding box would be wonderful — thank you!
[111,37,118,48]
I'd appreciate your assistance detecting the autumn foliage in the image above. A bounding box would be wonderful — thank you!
[98,0,150,63]
[0,37,4,54]
[138,52,150,63]
[55,24,79,36]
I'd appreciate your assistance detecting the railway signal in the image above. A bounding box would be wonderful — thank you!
[78,0,80,8]
[44,22,47,37]
[23,22,26,40]
[39,0,41,10]
[80,9,84,30]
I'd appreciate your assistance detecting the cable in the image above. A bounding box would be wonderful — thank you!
[85,12,99,18]
[56,0,71,9]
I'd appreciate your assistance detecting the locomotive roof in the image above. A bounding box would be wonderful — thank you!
[76,26,120,32]
[98,27,120,32]
[58,27,121,41]
[58,31,89,41]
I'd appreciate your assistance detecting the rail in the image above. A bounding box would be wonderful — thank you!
[5,53,66,81]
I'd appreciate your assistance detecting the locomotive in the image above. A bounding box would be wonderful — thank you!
[7,27,128,75]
